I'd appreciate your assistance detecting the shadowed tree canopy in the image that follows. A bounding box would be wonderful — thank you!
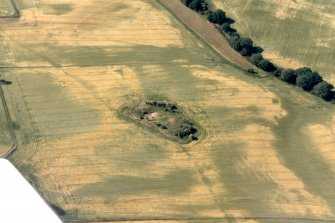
[279,69,297,84]
[258,59,277,72]
[311,81,334,101]
[182,0,193,6]
[295,67,313,77]
[220,22,236,34]
[188,0,205,11]
[239,38,253,56]
[296,71,323,91]
[208,9,226,25]
[250,53,263,66]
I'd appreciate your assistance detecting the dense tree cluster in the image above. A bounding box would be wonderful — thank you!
[182,0,207,12]
[175,120,198,140]
[271,67,334,100]
[181,0,335,102]
[278,69,297,84]
[208,9,226,24]
[311,81,334,101]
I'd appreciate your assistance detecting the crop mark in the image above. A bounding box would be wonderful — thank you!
[0,80,18,158]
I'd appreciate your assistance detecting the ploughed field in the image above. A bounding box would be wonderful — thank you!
[0,0,335,223]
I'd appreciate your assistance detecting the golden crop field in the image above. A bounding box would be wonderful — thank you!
[209,0,335,85]
[0,0,335,223]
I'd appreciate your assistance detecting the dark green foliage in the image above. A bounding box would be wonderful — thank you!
[0,79,12,85]
[295,67,313,77]
[239,38,253,56]
[311,81,334,101]
[258,59,277,72]
[220,22,235,33]
[296,71,323,91]
[250,53,263,66]
[188,0,204,11]
[230,36,257,56]
[229,32,240,39]
[231,37,242,51]
[295,67,322,91]
[175,120,198,139]
[182,0,193,6]
[231,36,252,56]
[273,68,282,77]
[208,9,226,25]
[279,69,297,84]
[180,0,333,103]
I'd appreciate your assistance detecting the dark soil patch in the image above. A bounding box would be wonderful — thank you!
[120,100,202,144]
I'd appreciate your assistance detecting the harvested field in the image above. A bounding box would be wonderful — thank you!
[209,0,335,85]
[0,0,334,223]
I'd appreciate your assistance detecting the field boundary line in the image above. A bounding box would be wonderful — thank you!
[4,143,17,159]
[66,215,335,223]
[0,82,18,157]
[156,0,257,72]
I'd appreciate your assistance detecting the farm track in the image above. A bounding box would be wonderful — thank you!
[156,0,255,71]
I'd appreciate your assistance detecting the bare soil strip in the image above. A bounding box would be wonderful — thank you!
[157,0,254,70]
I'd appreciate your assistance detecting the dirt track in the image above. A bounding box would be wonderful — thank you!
[157,0,254,70]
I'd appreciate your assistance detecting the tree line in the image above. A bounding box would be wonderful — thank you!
[181,0,335,102]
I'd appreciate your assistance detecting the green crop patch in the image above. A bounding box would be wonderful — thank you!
[0,0,18,17]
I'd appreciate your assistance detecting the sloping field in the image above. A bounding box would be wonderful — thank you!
[209,0,335,85]
[0,0,335,223]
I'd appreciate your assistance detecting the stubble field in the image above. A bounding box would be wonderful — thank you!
[0,0,335,223]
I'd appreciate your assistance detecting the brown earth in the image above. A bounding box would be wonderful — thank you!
[157,0,255,71]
